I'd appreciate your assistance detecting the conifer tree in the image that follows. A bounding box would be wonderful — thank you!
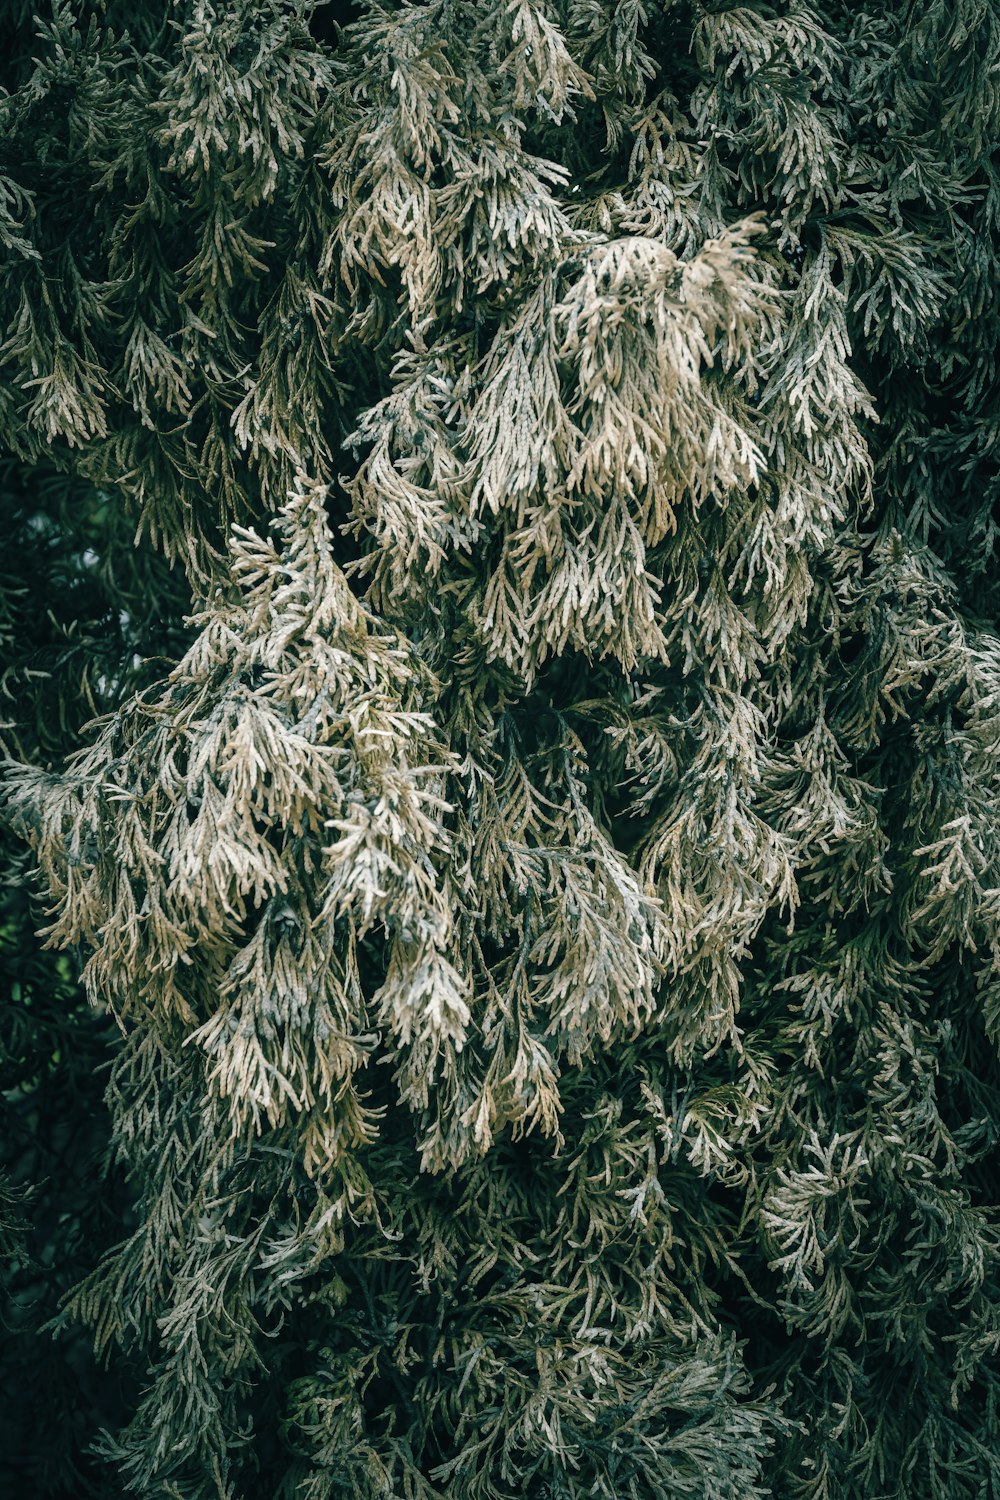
[2,2,999,1497]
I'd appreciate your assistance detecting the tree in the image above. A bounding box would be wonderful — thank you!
[2,1,999,1495]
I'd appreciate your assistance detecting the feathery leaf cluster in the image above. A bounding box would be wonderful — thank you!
[2,2,999,1496]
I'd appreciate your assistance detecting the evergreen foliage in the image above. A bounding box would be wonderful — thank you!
[1,2,999,1496]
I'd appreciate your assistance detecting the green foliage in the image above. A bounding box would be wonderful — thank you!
[2,1,999,1496]
[0,460,187,1495]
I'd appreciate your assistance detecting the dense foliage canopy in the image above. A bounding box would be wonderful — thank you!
[2,1,999,1496]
